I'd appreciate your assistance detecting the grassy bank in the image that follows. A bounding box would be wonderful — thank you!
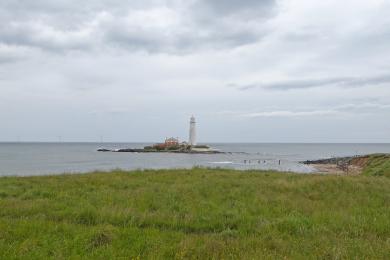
[0,168,389,259]
[361,154,390,177]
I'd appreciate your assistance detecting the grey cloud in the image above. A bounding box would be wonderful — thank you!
[231,102,390,118]
[0,0,151,16]
[0,0,277,55]
[0,23,93,52]
[234,74,390,91]
[336,103,390,112]
[244,110,338,118]
[0,53,20,64]
[282,31,321,42]
[184,0,276,51]
[1,0,390,143]
[193,0,276,18]
[104,22,263,54]
[349,74,390,86]
[0,45,31,64]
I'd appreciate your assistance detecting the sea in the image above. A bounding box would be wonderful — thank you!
[1,143,390,176]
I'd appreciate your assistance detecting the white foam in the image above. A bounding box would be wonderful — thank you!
[209,161,234,164]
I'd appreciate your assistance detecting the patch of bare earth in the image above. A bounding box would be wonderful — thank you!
[349,156,370,168]
[312,164,363,176]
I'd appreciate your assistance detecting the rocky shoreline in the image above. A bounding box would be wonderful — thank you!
[301,156,357,165]
[302,155,372,175]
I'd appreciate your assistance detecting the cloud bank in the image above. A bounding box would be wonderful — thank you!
[232,74,390,91]
[0,0,390,142]
[0,0,277,54]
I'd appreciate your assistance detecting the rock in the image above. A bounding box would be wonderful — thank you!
[97,148,111,152]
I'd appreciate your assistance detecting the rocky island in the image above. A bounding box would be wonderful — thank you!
[97,143,222,154]
[98,116,222,154]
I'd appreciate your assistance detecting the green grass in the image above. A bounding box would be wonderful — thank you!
[362,154,390,177]
[0,168,389,259]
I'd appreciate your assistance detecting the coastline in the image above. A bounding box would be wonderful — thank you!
[309,163,362,175]
[2,143,390,176]
[303,153,390,175]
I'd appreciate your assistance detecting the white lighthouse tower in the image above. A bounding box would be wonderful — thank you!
[189,115,196,146]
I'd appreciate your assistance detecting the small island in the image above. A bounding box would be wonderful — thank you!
[98,139,222,154]
[98,116,222,154]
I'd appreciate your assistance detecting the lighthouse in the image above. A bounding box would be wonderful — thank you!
[189,115,196,146]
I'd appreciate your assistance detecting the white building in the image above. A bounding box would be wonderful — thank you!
[189,115,196,146]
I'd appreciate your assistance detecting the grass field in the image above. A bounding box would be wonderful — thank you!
[0,164,389,258]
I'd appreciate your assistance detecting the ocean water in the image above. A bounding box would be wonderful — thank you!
[0,143,390,176]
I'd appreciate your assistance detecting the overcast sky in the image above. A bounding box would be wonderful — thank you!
[1,0,390,143]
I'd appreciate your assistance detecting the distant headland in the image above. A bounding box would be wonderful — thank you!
[97,116,222,154]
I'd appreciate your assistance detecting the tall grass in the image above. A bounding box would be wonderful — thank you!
[363,154,390,177]
[0,168,389,259]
